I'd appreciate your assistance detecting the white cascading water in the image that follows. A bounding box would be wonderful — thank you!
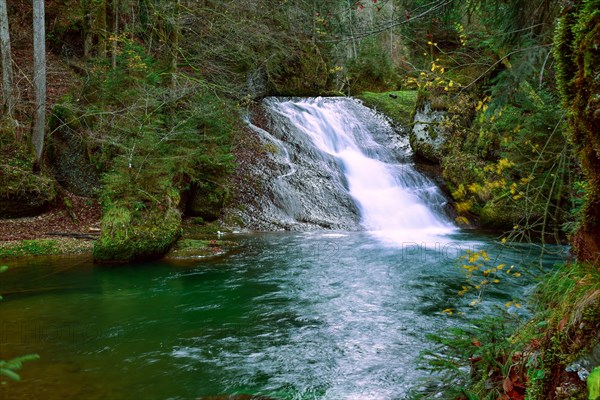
[268,97,456,241]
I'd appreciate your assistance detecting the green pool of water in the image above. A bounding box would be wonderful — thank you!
[0,231,565,399]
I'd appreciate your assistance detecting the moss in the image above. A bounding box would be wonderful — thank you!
[0,239,61,258]
[356,91,418,127]
[93,205,182,263]
[0,238,93,259]
[0,163,56,218]
[554,0,600,263]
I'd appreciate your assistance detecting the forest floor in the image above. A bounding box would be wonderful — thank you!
[0,193,101,259]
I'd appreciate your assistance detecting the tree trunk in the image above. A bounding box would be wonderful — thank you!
[112,0,119,69]
[32,0,46,166]
[170,0,179,87]
[0,0,14,118]
[96,0,107,57]
[554,2,600,266]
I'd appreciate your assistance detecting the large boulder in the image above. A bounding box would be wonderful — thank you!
[409,102,448,163]
[93,205,182,263]
[0,165,56,218]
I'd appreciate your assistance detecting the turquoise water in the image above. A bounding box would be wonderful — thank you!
[0,231,565,399]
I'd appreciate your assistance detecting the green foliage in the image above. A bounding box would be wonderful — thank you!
[346,37,398,93]
[414,262,599,400]
[52,45,238,261]
[553,0,600,261]
[0,354,40,382]
[440,84,577,236]
[589,367,600,400]
[413,313,525,400]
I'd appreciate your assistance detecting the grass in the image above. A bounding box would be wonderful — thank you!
[0,239,93,259]
[357,90,418,127]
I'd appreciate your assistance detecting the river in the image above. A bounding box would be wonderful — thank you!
[0,97,566,399]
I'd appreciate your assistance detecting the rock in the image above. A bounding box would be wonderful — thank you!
[222,99,362,231]
[0,166,56,218]
[566,343,600,381]
[164,238,239,261]
[93,206,182,263]
[409,102,447,163]
[47,103,100,197]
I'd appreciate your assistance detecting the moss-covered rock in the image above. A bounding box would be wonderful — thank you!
[0,164,56,218]
[164,238,238,260]
[410,101,447,163]
[93,205,182,263]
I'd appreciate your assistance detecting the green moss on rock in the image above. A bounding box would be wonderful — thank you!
[93,205,182,263]
[357,91,418,127]
[0,163,56,218]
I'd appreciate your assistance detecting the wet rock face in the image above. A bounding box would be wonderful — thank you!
[409,102,447,163]
[47,122,100,197]
[223,102,362,231]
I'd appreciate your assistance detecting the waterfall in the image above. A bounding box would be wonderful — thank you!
[233,97,455,242]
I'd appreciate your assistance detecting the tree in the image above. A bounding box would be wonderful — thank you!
[32,0,46,166]
[554,0,600,264]
[0,0,14,118]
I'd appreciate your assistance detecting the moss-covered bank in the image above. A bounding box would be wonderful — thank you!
[357,91,418,127]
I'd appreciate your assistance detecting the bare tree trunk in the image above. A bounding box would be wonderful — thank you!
[170,0,179,87]
[0,0,14,118]
[96,0,107,57]
[32,0,46,166]
[112,0,119,69]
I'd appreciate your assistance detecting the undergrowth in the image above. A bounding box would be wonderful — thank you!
[412,262,599,400]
